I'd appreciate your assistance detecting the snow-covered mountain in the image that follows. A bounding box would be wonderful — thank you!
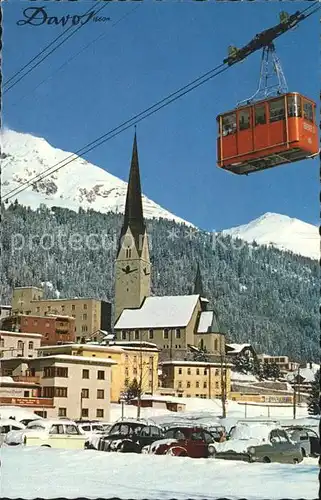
[222,212,319,261]
[1,129,190,225]
[1,130,318,260]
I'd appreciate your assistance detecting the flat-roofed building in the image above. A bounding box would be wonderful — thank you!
[0,330,42,359]
[0,354,116,420]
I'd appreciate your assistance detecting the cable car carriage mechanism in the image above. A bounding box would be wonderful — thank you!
[217,17,319,175]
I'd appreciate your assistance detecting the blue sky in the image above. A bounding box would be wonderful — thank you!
[3,1,319,230]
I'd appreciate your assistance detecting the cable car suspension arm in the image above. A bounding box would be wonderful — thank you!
[224,4,320,67]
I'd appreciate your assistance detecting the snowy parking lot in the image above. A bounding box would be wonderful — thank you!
[0,446,318,500]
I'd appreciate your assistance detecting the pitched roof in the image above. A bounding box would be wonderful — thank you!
[226,343,252,353]
[115,295,200,329]
[196,309,223,333]
[118,132,146,256]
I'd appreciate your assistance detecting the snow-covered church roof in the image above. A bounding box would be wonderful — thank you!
[197,310,221,333]
[115,295,200,329]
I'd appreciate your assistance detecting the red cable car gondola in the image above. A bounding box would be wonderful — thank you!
[216,43,319,175]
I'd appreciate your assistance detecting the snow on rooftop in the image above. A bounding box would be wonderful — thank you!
[197,311,213,333]
[115,295,200,329]
[36,354,117,365]
[226,343,252,353]
[38,343,125,354]
[0,330,42,338]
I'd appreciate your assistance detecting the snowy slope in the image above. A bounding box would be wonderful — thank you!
[221,212,319,260]
[1,129,190,225]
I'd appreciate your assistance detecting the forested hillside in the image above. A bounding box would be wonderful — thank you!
[1,202,319,362]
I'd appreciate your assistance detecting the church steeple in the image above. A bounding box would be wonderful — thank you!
[118,132,145,256]
[194,262,204,296]
[114,132,151,323]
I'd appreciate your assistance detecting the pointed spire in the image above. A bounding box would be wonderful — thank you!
[118,132,146,254]
[194,262,204,297]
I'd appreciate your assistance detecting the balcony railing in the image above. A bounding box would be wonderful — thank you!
[11,375,41,384]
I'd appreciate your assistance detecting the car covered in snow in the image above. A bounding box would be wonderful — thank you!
[86,419,165,452]
[4,419,86,449]
[207,422,303,464]
[76,420,112,437]
[0,419,26,445]
[283,426,320,457]
[142,425,219,458]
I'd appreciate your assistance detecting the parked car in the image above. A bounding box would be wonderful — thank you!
[0,419,25,446]
[143,425,218,458]
[208,422,303,464]
[76,420,112,437]
[284,426,320,457]
[86,419,165,453]
[4,419,86,449]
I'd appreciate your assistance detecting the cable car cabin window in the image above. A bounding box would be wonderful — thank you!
[238,109,250,131]
[287,95,302,118]
[303,101,313,122]
[222,113,236,136]
[255,105,266,125]
[269,98,285,123]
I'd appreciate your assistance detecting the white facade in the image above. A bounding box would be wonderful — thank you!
[0,331,42,359]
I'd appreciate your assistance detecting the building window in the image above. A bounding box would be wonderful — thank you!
[97,389,104,399]
[43,367,68,378]
[81,325,88,333]
[125,248,132,259]
[81,389,89,399]
[81,408,89,418]
[84,304,87,310]
[122,331,127,340]
[28,341,34,350]
[178,381,182,388]
[187,368,191,376]
[187,381,191,388]
[163,329,169,340]
[33,320,38,326]
[82,369,89,379]
[215,382,219,389]
[203,381,207,388]
[54,387,68,398]
[215,369,219,376]
[214,339,218,351]
[96,409,104,418]
[148,329,154,340]
[134,330,140,340]
[72,305,75,311]
[17,340,23,350]
[196,368,200,375]
[58,408,67,417]
[97,370,105,380]
[0,339,4,348]
[204,368,207,375]
[82,314,87,320]
[61,305,65,312]
[196,381,199,388]
[175,328,181,339]
[36,307,40,313]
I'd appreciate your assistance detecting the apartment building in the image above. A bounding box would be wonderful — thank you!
[257,354,300,373]
[0,330,42,359]
[0,305,12,322]
[160,360,232,399]
[0,354,116,420]
[1,314,75,346]
[12,287,112,342]
[38,341,160,403]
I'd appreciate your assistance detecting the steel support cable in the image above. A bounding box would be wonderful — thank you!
[10,3,142,109]
[3,63,228,202]
[3,2,111,93]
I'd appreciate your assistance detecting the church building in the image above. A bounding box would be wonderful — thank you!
[114,134,227,362]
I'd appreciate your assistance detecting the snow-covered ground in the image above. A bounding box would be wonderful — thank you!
[0,447,318,500]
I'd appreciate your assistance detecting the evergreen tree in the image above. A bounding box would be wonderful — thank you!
[263,362,281,380]
[308,369,320,415]
[122,378,141,403]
